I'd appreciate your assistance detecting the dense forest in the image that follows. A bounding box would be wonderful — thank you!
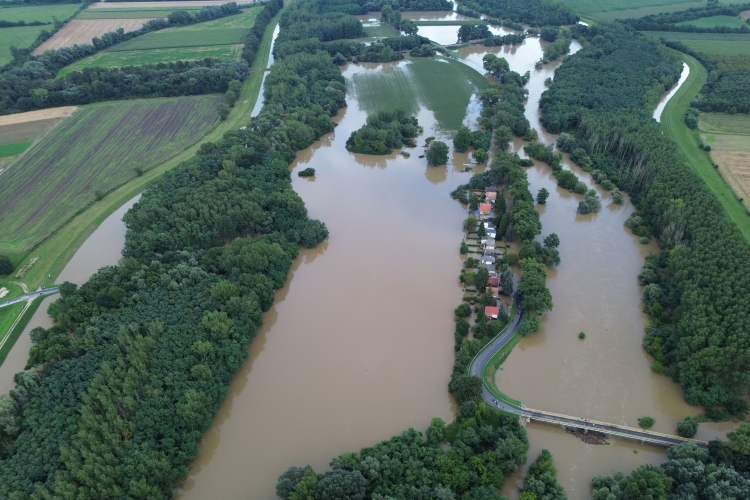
[591,434,750,499]
[621,3,750,33]
[346,109,420,154]
[540,22,750,409]
[277,403,531,500]
[320,0,451,15]
[0,1,367,497]
[693,68,750,114]
[456,0,578,27]
[0,1,283,115]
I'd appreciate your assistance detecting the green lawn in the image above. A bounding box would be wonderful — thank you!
[661,52,750,241]
[59,44,243,75]
[0,3,80,23]
[108,27,248,51]
[77,9,177,19]
[558,0,704,21]
[0,141,32,158]
[349,55,488,131]
[644,31,750,55]
[0,95,225,253]
[361,22,400,38]
[0,25,47,64]
[699,112,750,137]
[0,304,25,349]
[676,15,749,29]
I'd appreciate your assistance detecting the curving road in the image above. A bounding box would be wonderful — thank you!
[469,295,709,449]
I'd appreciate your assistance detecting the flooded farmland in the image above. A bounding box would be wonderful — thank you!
[2,14,733,500]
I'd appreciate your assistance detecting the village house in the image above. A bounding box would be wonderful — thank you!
[488,276,499,287]
[481,254,496,268]
[491,287,499,298]
[485,191,497,204]
[485,306,499,320]
[479,203,492,219]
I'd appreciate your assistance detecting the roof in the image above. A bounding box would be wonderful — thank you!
[484,239,495,246]
[485,187,497,193]
[485,192,497,201]
[491,287,499,296]
[479,203,491,213]
[485,306,499,317]
[488,276,499,287]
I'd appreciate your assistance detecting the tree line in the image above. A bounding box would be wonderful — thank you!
[346,108,421,154]
[540,22,750,409]
[0,0,368,497]
[620,2,750,33]
[693,68,750,114]
[321,0,451,15]
[455,0,578,27]
[0,1,284,115]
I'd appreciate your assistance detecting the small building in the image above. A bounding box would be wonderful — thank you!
[481,254,496,268]
[486,227,497,239]
[485,191,497,204]
[484,239,496,251]
[485,187,497,193]
[491,287,499,298]
[479,203,492,218]
[485,306,499,320]
[488,276,499,287]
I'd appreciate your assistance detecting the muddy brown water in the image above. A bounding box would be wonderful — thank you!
[0,19,734,499]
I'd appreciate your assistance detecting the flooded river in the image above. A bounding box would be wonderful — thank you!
[1,15,731,500]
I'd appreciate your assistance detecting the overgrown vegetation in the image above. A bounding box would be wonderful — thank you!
[276,403,530,500]
[456,0,578,27]
[345,109,420,155]
[0,0,365,496]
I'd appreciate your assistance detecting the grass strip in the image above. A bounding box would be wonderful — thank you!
[661,51,750,242]
[0,141,32,158]
[10,8,283,292]
[0,297,42,367]
[482,331,522,408]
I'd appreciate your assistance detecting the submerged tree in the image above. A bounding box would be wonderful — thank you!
[427,141,449,166]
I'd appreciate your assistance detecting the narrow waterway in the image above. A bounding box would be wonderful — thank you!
[250,23,280,118]
[652,62,689,122]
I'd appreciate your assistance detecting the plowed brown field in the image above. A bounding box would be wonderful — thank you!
[88,0,255,8]
[32,19,156,54]
[713,150,750,208]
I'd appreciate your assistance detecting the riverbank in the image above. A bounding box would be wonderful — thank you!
[0,10,283,370]
[661,51,750,241]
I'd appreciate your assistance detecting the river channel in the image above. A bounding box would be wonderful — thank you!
[1,14,732,500]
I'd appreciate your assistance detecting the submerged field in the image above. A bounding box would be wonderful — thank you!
[0,95,224,254]
[349,56,488,131]
[645,31,750,55]
[699,112,750,210]
[58,7,258,74]
[558,0,703,21]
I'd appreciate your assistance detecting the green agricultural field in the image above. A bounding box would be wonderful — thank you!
[77,9,179,19]
[0,95,224,254]
[644,31,750,55]
[0,141,32,158]
[349,55,488,131]
[676,14,749,29]
[0,3,80,23]
[361,21,400,38]
[58,7,258,72]
[558,0,704,21]
[0,25,46,64]
[58,44,243,75]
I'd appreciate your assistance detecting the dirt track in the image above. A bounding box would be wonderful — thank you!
[33,19,155,54]
[0,107,77,127]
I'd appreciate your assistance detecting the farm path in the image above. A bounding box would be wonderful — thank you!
[0,107,77,127]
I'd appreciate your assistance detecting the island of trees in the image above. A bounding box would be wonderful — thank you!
[345,109,420,155]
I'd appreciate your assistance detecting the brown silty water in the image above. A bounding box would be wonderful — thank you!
[178,62,478,500]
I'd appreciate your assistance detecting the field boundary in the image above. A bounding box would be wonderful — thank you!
[0,113,73,178]
[661,50,750,241]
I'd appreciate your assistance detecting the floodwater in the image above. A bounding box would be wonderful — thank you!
[0,196,140,392]
[250,23,280,118]
[653,62,689,122]
[178,61,477,500]
[454,34,734,498]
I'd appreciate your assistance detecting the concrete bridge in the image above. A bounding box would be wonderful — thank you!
[469,296,708,449]
[0,287,59,310]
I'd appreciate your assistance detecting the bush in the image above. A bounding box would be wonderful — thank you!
[453,126,472,153]
[676,416,698,438]
[578,331,585,339]
[473,148,488,164]
[0,255,13,275]
[455,303,472,318]
[536,187,549,204]
[298,168,315,177]
[427,141,449,166]
[637,416,655,428]
[94,189,105,201]
[217,103,230,120]
[460,241,469,254]
[639,236,650,244]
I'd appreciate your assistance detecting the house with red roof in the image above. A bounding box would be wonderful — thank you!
[485,306,499,320]
[488,276,499,287]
